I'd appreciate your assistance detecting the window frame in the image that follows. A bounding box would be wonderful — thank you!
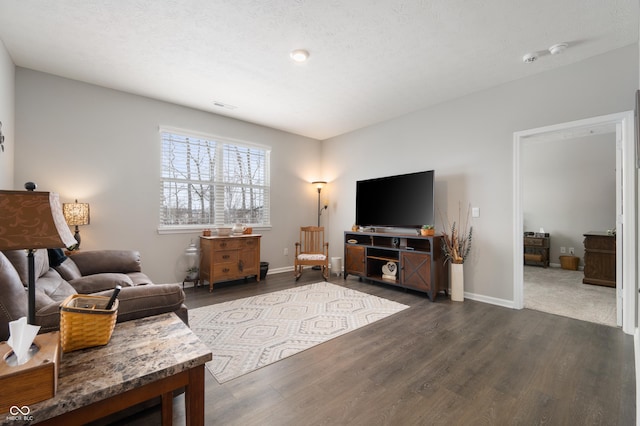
[157,126,272,234]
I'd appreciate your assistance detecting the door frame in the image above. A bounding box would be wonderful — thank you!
[513,111,636,334]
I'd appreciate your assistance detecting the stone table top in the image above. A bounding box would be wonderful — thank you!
[3,312,211,424]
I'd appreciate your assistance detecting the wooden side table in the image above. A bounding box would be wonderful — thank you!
[7,313,212,425]
[523,233,550,267]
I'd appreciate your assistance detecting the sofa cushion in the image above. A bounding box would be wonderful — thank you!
[69,273,134,293]
[3,248,50,285]
[70,250,142,275]
[94,284,185,324]
[55,257,82,281]
[35,269,77,305]
[34,299,63,335]
[0,252,29,341]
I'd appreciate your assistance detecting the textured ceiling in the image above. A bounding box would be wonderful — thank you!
[0,1,637,140]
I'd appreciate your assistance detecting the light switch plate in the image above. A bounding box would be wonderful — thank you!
[472,207,480,218]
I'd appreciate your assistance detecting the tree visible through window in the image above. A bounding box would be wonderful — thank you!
[160,130,270,228]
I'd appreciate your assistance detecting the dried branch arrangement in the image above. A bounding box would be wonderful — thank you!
[439,203,473,264]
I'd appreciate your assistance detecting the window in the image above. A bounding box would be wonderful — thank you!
[159,129,270,231]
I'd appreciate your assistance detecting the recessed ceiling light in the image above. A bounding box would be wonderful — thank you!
[522,52,538,63]
[290,49,309,62]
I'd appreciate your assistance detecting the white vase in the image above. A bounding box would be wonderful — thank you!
[450,263,464,302]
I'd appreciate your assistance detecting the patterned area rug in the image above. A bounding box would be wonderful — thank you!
[189,282,409,383]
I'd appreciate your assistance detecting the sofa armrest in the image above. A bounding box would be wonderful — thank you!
[68,273,134,294]
[94,284,185,324]
[69,250,143,275]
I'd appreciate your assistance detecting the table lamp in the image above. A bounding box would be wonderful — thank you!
[62,199,90,249]
[0,183,77,324]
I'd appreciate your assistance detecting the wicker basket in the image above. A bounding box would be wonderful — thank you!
[559,255,579,271]
[60,294,119,353]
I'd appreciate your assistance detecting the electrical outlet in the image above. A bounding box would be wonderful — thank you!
[569,247,575,255]
[560,247,566,254]
[284,247,289,256]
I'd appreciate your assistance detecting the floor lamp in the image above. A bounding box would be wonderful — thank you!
[311,181,327,271]
[0,183,77,325]
[312,181,327,227]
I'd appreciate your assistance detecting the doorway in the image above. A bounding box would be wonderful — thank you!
[513,111,636,335]
[521,131,617,326]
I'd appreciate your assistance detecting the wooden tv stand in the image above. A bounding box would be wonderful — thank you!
[343,231,448,301]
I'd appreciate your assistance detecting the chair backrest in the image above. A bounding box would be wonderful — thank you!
[299,226,325,254]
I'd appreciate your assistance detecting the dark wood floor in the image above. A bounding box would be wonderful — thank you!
[106,271,635,425]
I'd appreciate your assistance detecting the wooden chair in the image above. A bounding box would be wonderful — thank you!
[294,226,329,280]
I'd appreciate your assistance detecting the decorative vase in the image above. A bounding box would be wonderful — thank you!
[450,263,464,302]
[232,223,247,234]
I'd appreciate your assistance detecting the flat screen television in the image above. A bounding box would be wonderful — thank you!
[356,170,434,229]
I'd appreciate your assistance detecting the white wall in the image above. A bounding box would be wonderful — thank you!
[0,39,14,189]
[322,44,638,304]
[522,133,616,267]
[15,69,321,283]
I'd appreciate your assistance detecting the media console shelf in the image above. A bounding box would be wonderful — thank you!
[344,231,448,301]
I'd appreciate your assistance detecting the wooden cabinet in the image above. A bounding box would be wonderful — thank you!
[345,244,365,276]
[199,234,261,292]
[523,233,550,267]
[583,232,616,287]
[343,231,448,301]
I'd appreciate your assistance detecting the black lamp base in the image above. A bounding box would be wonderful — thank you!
[73,226,81,250]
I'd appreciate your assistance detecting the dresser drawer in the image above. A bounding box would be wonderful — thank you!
[524,237,546,247]
[241,238,259,249]
[213,250,239,264]
[211,239,241,250]
[213,263,239,281]
[583,235,615,251]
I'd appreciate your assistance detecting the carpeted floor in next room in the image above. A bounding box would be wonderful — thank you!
[523,265,617,327]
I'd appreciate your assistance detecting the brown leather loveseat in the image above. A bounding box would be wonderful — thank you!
[0,248,188,341]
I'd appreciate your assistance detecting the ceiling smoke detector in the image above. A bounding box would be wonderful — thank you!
[548,43,568,55]
[522,52,538,63]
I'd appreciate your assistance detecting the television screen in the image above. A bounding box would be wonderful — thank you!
[356,170,434,228]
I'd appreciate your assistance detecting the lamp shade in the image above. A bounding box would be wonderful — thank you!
[0,190,77,250]
[312,181,327,190]
[62,200,90,226]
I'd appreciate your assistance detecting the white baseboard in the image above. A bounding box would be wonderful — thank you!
[462,291,515,309]
[269,265,294,275]
[548,262,584,271]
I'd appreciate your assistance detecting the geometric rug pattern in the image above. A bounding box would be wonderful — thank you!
[189,282,409,383]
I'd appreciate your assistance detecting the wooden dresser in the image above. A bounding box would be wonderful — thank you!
[199,234,261,292]
[583,232,616,287]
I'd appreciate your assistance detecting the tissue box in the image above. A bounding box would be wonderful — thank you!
[0,331,60,413]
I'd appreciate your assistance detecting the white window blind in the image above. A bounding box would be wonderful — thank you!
[160,130,270,229]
